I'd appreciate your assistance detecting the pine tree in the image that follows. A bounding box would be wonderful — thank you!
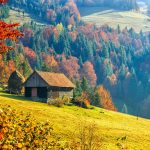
[22,59,32,78]
[121,46,127,65]
[73,81,82,98]
[122,104,128,114]
[81,77,89,92]
[102,43,109,58]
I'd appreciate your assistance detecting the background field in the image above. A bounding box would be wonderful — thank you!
[6,5,150,33]
[79,7,150,32]
[4,9,47,26]
[1,91,150,150]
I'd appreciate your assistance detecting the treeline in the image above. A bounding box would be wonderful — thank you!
[23,22,150,117]
[8,0,80,26]
[1,0,150,117]
[75,0,138,10]
[0,4,9,18]
[1,20,150,116]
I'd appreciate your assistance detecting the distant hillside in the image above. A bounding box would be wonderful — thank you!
[74,0,138,10]
[8,0,80,26]
[79,7,150,32]
[2,0,150,118]
[1,92,150,149]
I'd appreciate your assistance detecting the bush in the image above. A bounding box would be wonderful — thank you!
[47,98,65,107]
[69,122,102,150]
[0,105,63,149]
[47,95,71,107]
[72,92,90,108]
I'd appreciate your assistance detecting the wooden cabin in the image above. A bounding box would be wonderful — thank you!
[24,71,75,102]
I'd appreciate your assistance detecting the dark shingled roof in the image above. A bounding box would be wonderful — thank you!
[36,71,75,88]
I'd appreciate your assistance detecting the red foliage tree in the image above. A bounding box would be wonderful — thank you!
[43,27,53,40]
[97,86,117,111]
[24,47,36,67]
[41,52,58,71]
[0,0,8,4]
[82,61,97,87]
[46,9,56,22]
[59,56,80,80]
[0,1,23,54]
[0,54,16,84]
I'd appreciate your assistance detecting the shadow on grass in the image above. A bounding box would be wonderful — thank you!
[0,91,32,102]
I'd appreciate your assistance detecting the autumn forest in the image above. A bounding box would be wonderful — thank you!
[0,0,150,118]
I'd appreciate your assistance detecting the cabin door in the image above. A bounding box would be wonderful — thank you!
[32,88,37,97]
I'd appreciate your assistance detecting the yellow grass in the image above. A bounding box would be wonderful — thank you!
[79,7,150,32]
[5,9,46,26]
[4,10,32,25]
[0,91,150,150]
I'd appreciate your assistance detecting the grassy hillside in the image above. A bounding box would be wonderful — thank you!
[0,91,150,149]
[4,9,47,26]
[6,6,150,33]
[79,7,150,32]
[4,9,32,25]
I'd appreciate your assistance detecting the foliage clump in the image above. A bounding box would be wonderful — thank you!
[73,92,90,108]
[47,95,70,107]
[96,86,117,111]
[69,122,102,150]
[0,105,62,149]
[73,78,117,111]
[0,105,102,150]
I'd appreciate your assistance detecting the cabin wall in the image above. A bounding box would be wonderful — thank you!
[25,87,47,103]
[47,88,73,99]
[24,72,48,87]
[59,90,73,98]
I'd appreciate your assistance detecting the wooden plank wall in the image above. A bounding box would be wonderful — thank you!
[24,72,48,87]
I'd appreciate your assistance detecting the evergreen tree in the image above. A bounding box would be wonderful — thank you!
[121,46,127,65]
[102,42,109,58]
[81,77,89,92]
[73,81,82,98]
[122,104,128,114]
[22,59,32,78]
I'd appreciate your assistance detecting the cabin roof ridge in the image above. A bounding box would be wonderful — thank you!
[26,70,75,88]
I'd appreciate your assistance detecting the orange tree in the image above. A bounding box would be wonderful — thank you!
[0,0,23,54]
[97,86,117,111]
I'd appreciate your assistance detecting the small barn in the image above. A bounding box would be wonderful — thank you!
[24,71,75,102]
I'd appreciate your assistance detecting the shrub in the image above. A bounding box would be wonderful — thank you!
[47,98,65,107]
[47,95,70,107]
[73,92,90,108]
[69,122,102,150]
[0,105,63,149]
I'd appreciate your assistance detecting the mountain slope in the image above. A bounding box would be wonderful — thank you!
[75,0,138,10]
[79,7,150,32]
[1,0,150,118]
[0,91,150,149]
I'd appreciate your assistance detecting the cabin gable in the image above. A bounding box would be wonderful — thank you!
[24,72,49,87]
